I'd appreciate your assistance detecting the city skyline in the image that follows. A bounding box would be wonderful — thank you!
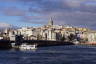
[0,0,96,29]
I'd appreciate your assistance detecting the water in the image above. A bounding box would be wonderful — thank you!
[0,45,96,64]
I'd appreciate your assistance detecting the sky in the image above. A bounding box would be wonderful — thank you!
[0,0,96,29]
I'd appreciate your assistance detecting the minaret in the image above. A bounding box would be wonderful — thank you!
[48,17,53,26]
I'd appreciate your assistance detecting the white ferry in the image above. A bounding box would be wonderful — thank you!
[19,43,37,50]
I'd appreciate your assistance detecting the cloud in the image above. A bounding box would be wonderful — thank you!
[0,0,17,2]
[0,22,12,28]
[1,7,26,16]
[21,15,48,24]
[1,0,96,29]
[25,0,96,29]
[0,22,19,30]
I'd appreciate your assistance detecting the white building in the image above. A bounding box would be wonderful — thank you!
[9,30,15,41]
[17,27,33,36]
[87,32,96,43]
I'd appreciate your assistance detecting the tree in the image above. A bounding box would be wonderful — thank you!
[68,34,76,42]
[61,36,66,41]
[37,34,42,40]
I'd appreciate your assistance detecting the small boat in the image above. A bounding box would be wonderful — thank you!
[73,41,79,44]
[19,43,37,50]
[73,39,80,44]
[11,43,15,48]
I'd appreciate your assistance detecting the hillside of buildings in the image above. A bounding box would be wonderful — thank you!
[0,19,96,45]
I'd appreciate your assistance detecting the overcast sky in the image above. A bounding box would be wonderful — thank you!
[0,0,96,29]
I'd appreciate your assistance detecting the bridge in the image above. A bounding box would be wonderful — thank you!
[22,40,74,46]
[0,39,74,49]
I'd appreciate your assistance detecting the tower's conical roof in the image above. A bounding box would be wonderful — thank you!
[48,17,53,26]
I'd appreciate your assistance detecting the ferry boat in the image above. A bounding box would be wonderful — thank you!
[19,43,37,50]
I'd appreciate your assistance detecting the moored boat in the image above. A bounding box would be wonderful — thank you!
[19,43,37,50]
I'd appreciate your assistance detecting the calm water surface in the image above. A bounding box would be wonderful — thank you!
[0,45,96,64]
